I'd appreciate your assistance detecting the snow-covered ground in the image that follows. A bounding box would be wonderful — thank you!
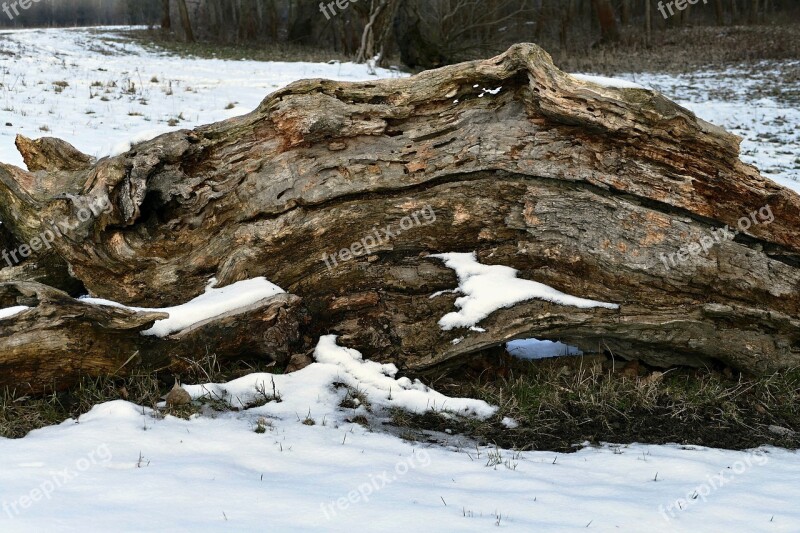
[1,339,798,532]
[0,27,798,532]
[0,27,405,168]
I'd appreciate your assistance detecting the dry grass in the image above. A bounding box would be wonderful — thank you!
[0,372,164,439]
[3,354,798,451]
[552,24,800,75]
[118,28,352,64]
[0,353,278,439]
[399,355,800,452]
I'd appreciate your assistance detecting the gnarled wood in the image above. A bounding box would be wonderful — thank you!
[0,43,798,383]
[14,135,94,173]
[0,282,309,394]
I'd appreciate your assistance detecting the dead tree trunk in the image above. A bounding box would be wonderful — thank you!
[161,0,171,30]
[176,0,194,42]
[0,281,308,394]
[591,0,620,42]
[715,0,725,24]
[356,0,398,65]
[0,44,799,393]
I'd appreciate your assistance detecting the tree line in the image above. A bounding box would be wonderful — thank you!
[0,0,159,27]
[0,1,797,69]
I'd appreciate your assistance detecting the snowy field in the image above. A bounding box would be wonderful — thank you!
[0,27,405,168]
[0,27,798,532]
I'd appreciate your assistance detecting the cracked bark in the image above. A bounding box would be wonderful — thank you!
[0,281,308,394]
[0,43,798,391]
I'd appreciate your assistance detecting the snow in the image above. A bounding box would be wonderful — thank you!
[187,335,495,419]
[80,277,284,337]
[571,73,647,89]
[0,306,28,319]
[507,338,583,359]
[432,252,618,331]
[0,27,405,169]
[1,355,799,531]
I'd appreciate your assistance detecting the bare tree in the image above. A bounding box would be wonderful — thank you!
[161,0,171,30]
[559,0,576,48]
[356,0,400,65]
[397,0,535,67]
[714,0,725,24]
[176,0,194,42]
[591,0,619,42]
[621,0,631,25]
[750,0,759,23]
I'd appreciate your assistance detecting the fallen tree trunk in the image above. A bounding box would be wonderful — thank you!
[0,43,798,391]
[0,281,308,394]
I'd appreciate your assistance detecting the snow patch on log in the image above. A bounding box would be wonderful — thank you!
[571,73,647,89]
[432,252,619,331]
[80,277,285,337]
[0,305,29,319]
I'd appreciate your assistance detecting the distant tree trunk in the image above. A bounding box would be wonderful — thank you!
[267,0,278,41]
[535,0,549,38]
[645,0,652,45]
[287,0,315,44]
[176,0,194,42]
[714,0,725,24]
[591,0,619,42]
[357,0,389,63]
[621,0,631,25]
[749,0,759,23]
[680,3,691,24]
[393,1,443,69]
[559,0,576,48]
[161,0,171,30]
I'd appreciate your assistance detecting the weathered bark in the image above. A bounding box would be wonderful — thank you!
[15,135,94,173]
[0,281,308,394]
[0,254,83,296]
[0,43,798,386]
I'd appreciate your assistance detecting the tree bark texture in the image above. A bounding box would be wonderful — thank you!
[0,44,798,393]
